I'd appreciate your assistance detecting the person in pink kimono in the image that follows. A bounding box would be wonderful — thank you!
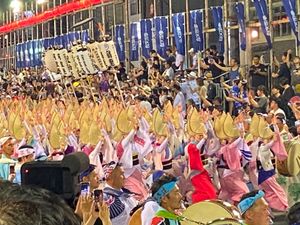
[256,125,288,212]
[217,131,250,205]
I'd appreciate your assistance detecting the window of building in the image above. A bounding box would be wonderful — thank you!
[130,0,139,16]
[115,3,124,24]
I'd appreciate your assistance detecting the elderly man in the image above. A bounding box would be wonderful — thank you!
[102,161,138,225]
[238,190,271,225]
[0,137,16,181]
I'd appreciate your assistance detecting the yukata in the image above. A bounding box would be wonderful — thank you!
[103,185,138,225]
[256,133,288,211]
[217,138,249,203]
[117,128,152,201]
[185,139,217,203]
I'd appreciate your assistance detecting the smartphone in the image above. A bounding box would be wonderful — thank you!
[80,182,90,196]
[93,189,103,212]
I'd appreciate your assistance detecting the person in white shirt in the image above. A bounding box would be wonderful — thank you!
[162,61,175,80]
[188,48,198,71]
[269,97,286,119]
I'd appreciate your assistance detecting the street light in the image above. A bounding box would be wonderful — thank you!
[251,28,259,39]
[10,0,22,13]
[37,0,48,4]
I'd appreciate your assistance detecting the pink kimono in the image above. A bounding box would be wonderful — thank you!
[217,138,249,204]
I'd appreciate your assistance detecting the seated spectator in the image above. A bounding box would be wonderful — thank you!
[0,181,81,225]
[249,85,268,114]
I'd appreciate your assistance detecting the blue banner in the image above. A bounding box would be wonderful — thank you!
[16,44,20,68]
[36,40,43,66]
[235,3,247,51]
[115,25,126,62]
[130,23,139,61]
[190,10,204,52]
[81,30,89,44]
[68,32,76,45]
[252,0,272,49]
[19,43,25,68]
[282,0,300,46]
[211,7,224,54]
[172,13,186,55]
[24,42,30,68]
[140,19,153,59]
[154,16,168,58]
[29,40,35,67]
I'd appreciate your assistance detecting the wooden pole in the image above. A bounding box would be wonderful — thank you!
[269,0,273,89]
[204,0,209,49]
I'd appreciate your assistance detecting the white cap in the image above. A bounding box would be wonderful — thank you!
[16,146,35,158]
[0,137,11,146]
[188,71,197,79]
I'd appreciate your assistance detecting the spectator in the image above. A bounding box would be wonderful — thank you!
[212,58,244,83]
[291,56,300,92]
[272,50,292,85]
[249,55,267,88]
[188,48,198,71]
[269,97,286,118]
[280,78,295,103]
[249,85,268,114]
[162,61,174,80]
[0,181,81,225]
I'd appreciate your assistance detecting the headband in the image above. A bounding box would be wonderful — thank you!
[238,190,265,215]
[153,181,177,204]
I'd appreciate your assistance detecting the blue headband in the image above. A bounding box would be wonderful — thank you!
[153,181,177,204]
[238,190,265,214]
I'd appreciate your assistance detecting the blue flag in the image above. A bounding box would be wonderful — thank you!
[140,19,153,59]
[16,44,20,68]
[234,3,247,51]
[252,0,272,49]
[115,25,126,62]
[172,13,186,55]
[19,43,25,68]
[81,30,89,44]
[282,0,300,46]
[130,23,139,61]
[68,32,76,45]
[24,42,30,68]
[154,16,168,58]
[190,10,204,52]
[36,40,43,66]
[211,7,224,54]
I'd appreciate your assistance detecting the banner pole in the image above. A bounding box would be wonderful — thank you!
[169,0,173,46]
[268,0,273,90]
[224,0,229,65]
[124,0,130,70]
[205,0,209,49]
[186,0,190,70]
[297,0,300,56]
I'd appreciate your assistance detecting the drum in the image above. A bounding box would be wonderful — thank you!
[128,207,142,225]
[207,218,244,225]
[277,140,300,177]
[181,200,242,225]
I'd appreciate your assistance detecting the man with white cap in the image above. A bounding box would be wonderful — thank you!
[13,145,35,184]
[0,137,16,181]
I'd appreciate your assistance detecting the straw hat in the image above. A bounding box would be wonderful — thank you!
[116,108,134,135]
[189,107,206,135]
[13,113,26,141]
[214,113,228,140]
[153,108,168,137]
[277,140,300,176]
[249,114,260,137]
[258,116,274,139]
[223,113,239,138]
